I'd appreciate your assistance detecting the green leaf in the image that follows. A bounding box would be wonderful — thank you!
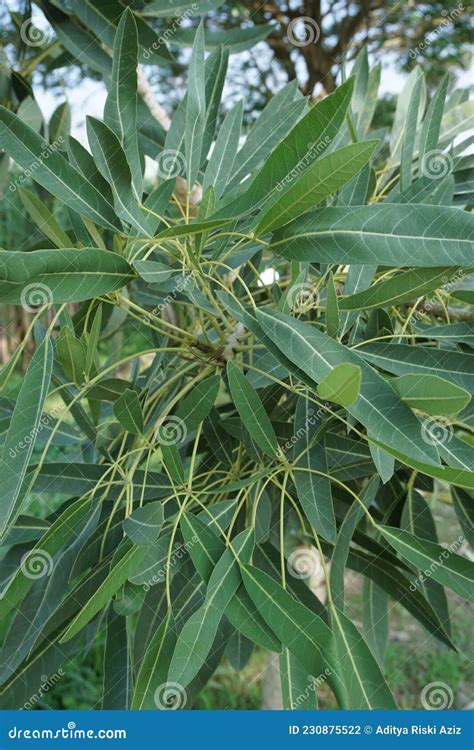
[400,75,423,191]
[86,117,153,236]
[132,611,177,710]
[49,101,71,145]
[172,25,272,54]
[176,375,220,432]
[104,8,142,198]
[202,100,242,198]
[280,650,316,709]
[401,489,451,635]
[132,260,173,283]
[358,343,474,394]
[293,397,336,543]
[419,74,449,168]
[379,526,474,602]
[391,374,471,416]
[168,528,254,688]
[451,488,474,549]
[223,78,353,209]
[0,248,135,305]
[101,610,131,709]
[227,361,279,459]
[61,544,147,642]
[255,140,377,235]
[270,204,474,267]
[256,308,439,466]
[181,512,280,651]
[339,267,459,311]
[57,327,86,385]
[0,338,53,541]
[0,106,119,230]
[241,564,346,707]
[185,21,206,188]
[113,388,144,434]
[331,607,397,709]
[317,363,361,407]
[123,502,164,547]
[160,441,185,485]
[362,579,388,669]
[18,187,71,248]
[325,272,340,339]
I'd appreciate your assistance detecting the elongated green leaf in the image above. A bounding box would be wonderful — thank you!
[419,74,449,168]
[0,249,135,305]
[401,489,451,634]
[185,22,206,188]
[61,544,147,642]
[86,117,153,236]
[223,79,353,214]
[132,611,177,710]
[181,512,280,651]
[57,327,86,385]
[168,528,254,688]
[331,607,397,709]
[102,611,131,709]
[241,564,346,707]
[113,388,144,435]
[0,338,53,541]
[362,579,388,669]
[123,502,164,547]
[255,140,377,235]
[176,375,220,432]
[0,106,119,230]
[451,488,474,549]
[280,650,316,709]
[104,8,142,198]
[400,75,423,191]
[339,267,458,311]
[391,374,471,416]
[133,260,173,283]
[293,397,336,542]
[256,308,439,466]
[271,204,474,267]
[358,343,474,394]
[203,100,242,198]
[227,361,279,458]
[18,187,71,247]
[379,526,474,602]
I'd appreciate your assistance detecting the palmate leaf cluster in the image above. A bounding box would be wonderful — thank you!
[0,6,473,711]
